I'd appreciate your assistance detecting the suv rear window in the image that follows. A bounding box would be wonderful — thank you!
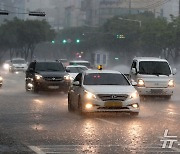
[35,62,65,72]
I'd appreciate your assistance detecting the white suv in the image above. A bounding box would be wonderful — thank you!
[9,58,28,73]
[129,57,177,99]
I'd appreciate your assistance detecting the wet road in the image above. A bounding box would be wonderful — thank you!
[0,70,180,153]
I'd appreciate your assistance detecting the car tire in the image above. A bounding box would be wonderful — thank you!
[0,84,2,88]
[130,112,139,116]
[68,94,74,112]
[25,82,29,92]
[32,82,39,93]
[164,95,171,100]
[78,97,85,114]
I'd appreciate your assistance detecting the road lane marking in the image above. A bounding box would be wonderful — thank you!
[95,118,119,125]
[29,146,46,154]
[161,110,180,116]
[29,145,178,154]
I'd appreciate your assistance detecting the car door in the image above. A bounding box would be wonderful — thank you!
[72,73,83,108]
[130,60,138,82]
[26,62,35,83]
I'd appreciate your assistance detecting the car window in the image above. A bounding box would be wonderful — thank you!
[84,73,130,85]
[28,62,35,71]
[69,62,90,68]
[131,61,137,69]
[74,73,82,83]
[139,61,171,75]
[35,62,65,72]
[67,67,88,73]
[12,59,26,64]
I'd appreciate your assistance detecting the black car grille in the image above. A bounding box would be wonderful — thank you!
[44,77,63,81]
[97,94,129,101]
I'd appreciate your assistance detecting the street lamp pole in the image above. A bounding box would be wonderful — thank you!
[118,17,142,27]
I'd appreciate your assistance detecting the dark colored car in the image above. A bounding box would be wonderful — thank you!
[25,61,70,93]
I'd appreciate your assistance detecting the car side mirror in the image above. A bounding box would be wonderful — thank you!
[172,68,177,75]
[66,69,70,73]
[131,68,137,74]
[131,81,137,86]
[73,81,80,86]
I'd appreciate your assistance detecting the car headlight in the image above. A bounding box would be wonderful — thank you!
[64,75,71,80]
[168,80,174,87]
[35,74,42,80]
[130,91,139,99]
[0,76,3,81]
[3,64,9,70]
[84,90,96,99]
[137,79,145,87]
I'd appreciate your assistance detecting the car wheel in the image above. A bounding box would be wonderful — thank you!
[164,95,171,100]
[130,112,139,116]
[32,82,39,93]
[78,97,85,114]
[0,84,2,88]
[25,82,29,92]
[68,94,74,112]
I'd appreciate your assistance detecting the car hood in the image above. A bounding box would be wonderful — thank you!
[37,71,67,77]
[83,85,136,94]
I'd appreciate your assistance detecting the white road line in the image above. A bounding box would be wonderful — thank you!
[161,110,180,116]
[29,145,179,154]
[95,118,119,125]
[29,146,46,154]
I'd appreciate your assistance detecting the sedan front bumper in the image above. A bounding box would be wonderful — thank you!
[81,97,140,113]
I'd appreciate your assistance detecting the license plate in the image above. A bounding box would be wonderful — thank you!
[105,102,122,107]
[151,89,163,94]
[48,86,59,89]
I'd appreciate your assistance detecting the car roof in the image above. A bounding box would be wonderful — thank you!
[133,57,168,62]
[12,58,25,60]
[84,69,122,74]
[69,60,90,63]
[66,65,88,68]
[32,61,61,63]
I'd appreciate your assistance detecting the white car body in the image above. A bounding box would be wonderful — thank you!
[68,70,140,115]
[129,57,176,97]
[69,60,91,68]
[9,58,28,72]
[66,65,88,81]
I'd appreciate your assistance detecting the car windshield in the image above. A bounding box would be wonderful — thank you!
[12,59,26,64]
[83,73,130,85]
[35,62,65,72]
[69,62,90,68]
[67,67,88,73]
[139,61,171,75]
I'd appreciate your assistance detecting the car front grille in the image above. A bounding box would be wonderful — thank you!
[97,107,129,110]
[97,94,129,101]
[44,77,63,81]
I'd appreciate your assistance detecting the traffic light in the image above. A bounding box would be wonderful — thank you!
[29,12,46,17]
[116,34,125,39]
[51,40,55,44]
[0,10,9,15]
[63,40,67,44]
[76,39,80,43]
